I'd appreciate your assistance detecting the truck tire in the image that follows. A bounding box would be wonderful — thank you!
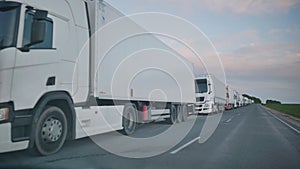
[34,106,67,156]
[177,105,183,123]
[122,104,137,135]
[182,104,188,122]
[168,105,177,124]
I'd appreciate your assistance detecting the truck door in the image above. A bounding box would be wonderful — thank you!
[12,9,59,110]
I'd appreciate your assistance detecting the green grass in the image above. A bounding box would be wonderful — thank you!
[265,104,300,119]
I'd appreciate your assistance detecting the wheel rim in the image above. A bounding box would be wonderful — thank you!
[41,117,63,143]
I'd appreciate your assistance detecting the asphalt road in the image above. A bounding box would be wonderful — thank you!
[1,104,300,169]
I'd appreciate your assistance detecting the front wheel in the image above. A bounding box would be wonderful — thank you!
[35,106,67,156]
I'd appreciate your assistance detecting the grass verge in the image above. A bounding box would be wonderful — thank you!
[265,104,300,119]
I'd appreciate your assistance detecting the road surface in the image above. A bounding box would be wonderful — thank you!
[1,104,300,169]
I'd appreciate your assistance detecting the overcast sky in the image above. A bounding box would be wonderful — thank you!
[106,0,300,103]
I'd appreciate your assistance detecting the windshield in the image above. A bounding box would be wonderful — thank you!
[195,79,208,93]
[0,2,21,50]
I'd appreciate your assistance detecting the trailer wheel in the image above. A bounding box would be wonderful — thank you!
[35,106,67,155]
[182,105,188,122]
[177,106,183,123]
[122,104,137,135]
[168,105,177,124]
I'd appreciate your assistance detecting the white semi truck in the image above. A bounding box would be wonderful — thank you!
[225,86,235,110]
[0,0,196,155]
[194,75,226,114]
[233,90,240,108]
[240,95,248,106]
[244,97,253,105]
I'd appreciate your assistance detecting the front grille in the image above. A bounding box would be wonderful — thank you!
[195,104,203,112]
[196,97,205,102]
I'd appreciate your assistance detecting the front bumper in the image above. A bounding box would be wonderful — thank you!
[0,123,29,153]
[0,102,32,153]
[195,108,213,114]
[195,102,213,114]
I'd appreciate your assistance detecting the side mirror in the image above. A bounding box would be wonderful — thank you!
[21,10,48,49]
[30,20,46,46]
[30,10,48,46]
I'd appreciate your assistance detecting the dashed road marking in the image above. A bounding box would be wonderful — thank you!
[225,113,240,123]
[225,118,232,123]
[170,137,201,154]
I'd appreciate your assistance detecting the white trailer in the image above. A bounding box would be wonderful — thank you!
[240,95,248,106]
[194,75,226,114]
[237,94,242,107]
[0,0,196,155]
[243,97,249,106]
[233,90,239,108]
[245,98,252,105]
[225,86,235,110]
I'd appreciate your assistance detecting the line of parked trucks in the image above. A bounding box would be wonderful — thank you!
[225,85,254,110]
[0,0,253,155]
[194,75,254,115]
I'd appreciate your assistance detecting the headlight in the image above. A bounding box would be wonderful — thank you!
[0,108,9,121]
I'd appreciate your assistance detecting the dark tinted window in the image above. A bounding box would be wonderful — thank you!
[0,2,20,50]
[22,11,53,49]
[195,79,208,93]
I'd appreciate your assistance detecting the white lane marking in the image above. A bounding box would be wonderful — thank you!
[266,110,300,134]
[225,118,232,123]
[225,113,240,123]
[170,137,201,154]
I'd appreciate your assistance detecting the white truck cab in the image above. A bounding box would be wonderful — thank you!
[0,0,91,155]
[194,75,225,114]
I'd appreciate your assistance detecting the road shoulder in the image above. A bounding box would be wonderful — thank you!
[262,105,300,128]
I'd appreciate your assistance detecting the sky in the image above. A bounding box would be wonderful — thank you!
[106,0,300,104]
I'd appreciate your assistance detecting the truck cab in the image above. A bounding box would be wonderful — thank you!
[0,0,89,154]
[194,75,226,114]
[194,76,213,114]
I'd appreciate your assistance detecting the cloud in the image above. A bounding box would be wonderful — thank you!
[202,0,300,14]
[268,28,300,40]
[160,27,300,83]
[108,0,300,15]
[222,39,300,75]
[212,29,261,52]
[220,40,300,102]
[168,0,300,14]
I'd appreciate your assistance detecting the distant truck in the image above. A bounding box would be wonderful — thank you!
[240,95,251,106]
[234,90,240,108]
[225,86,235,110]
[195,75,226,114]
[0,0,196,155]
[239,95,244,106]
[244,97,253,105]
